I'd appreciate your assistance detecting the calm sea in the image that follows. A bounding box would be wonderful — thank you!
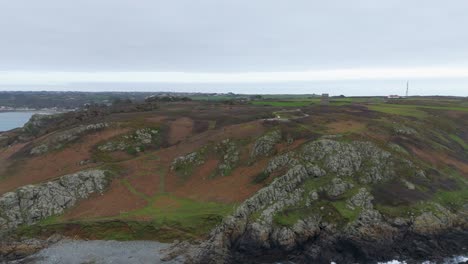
[0,112,37,132]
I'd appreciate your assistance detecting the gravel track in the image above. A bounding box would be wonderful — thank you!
[10,240,183,264]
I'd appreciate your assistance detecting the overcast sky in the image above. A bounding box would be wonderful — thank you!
[1,0,468,95]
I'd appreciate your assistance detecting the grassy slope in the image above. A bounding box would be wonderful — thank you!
[6,97,468,241]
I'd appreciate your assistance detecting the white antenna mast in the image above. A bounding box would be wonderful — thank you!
[406,81,409,97]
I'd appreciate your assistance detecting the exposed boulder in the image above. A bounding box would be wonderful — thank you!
[171,150,206,178]
[321,177,354,197]
[29,123,109,155]
[264,152,298,174]
[0,170,110,232]
[250,130,282,158]
[162,139,468,264]
[412,203,456,234]
[22,114,63,137]
[29,144,49,155]
[346,188,373,210]
[97,127,159,153]
[394,125,417,136]
[214,139,240,177]
[301,139,397,183]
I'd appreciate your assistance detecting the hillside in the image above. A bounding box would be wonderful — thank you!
[1,97,467,263]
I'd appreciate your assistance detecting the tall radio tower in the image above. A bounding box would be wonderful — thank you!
[405,81,409,97]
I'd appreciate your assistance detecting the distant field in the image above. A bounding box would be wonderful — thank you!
[250,97,386,107]
[251,100,315,107]
[368,102,468,118]
[367,104,429,118]
[188,95,234,101]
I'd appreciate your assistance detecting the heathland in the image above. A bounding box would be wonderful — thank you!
[0,94,467,263]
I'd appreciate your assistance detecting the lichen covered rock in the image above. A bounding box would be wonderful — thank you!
[97,127,159,153]
[321,177,354,197]
[30,123,109,155]
[214,139,240,176]
[250,130,282,158]
[163,139,468,264]
[0,170,110,232]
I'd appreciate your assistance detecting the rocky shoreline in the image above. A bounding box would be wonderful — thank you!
[1,121,467,263]
[161,139,468,264]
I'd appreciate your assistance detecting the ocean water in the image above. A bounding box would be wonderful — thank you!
[0,111,37,132]
[378,255,468,264]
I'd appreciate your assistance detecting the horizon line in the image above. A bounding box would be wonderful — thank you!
[1,66,468,85]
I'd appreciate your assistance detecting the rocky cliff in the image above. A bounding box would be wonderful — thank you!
[0,170,110,232]
[163,139,468,263]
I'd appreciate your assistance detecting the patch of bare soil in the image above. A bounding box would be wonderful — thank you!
[168,117,193,145]
[62,179,148,220]
[326,120,367,134]
[410,146,468,176]
[60,120,269,219]
[0,128,129,195]
[152,195,181,209]
[144,115,167,123]
[124,158,163,198]
[0,143,26,177]
[173,159,268,203]
[275,138,307,153]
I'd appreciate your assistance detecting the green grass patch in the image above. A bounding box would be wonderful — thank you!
[273,201,344,227]
[121,179,150,201]
[449,134,468,149]
[16,220,200,242]
[273,206,308,227]
[118,194,236,237]
[368,102,468,119]
[375,198,461,219]
[17,193,236,242]
[368,104,428,118]
[433,188,468,211]
[332,200,361,222]
[303,175,333,192]
[208,120,217,129]
[251,101,314,107]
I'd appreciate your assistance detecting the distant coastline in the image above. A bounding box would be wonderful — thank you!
[0,110,64,132]
[0,107,68,114]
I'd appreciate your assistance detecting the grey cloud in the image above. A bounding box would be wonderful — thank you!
[1,0,468,72]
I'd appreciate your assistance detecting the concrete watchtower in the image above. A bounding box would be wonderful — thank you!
[321,93,329,105]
